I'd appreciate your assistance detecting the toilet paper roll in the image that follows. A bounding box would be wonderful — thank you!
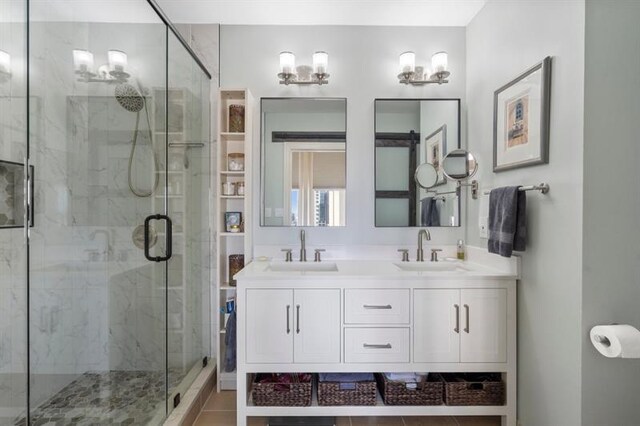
[590,325,640,358]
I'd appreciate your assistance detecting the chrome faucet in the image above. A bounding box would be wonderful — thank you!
[299,229,307,262]
[416,229,431,262]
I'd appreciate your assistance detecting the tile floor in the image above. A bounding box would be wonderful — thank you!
[193,389,501,426]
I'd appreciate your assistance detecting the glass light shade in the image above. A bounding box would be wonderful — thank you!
[431,51,448,74]
[399,51,415,74]
[72,49,94,73]
[279,51,295,75]
[312,51,328,75]
[108,49,127,72]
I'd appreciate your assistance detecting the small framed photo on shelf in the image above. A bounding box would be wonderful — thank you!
[493,56,552,172]
[225,212,242,233]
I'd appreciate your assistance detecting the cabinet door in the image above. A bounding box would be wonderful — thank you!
[460,289,507,363]
[246,289,293,363]
[293,289,341,363]
[414,289,460,363]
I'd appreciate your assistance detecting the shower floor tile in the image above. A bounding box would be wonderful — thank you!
[19,370,182,426]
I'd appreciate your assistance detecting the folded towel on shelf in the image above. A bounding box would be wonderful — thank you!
[420,197,440,227]
[384,372,420,382]
[488,186,527,258]
[319,373,374,383]
[224,311,236,372]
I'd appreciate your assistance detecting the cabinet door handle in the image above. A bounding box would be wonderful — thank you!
[454,304,460,333]
[296,305,301,334]
[286,305,291,334]
[464,304,470,333]
[363,343,392,349]
[363,304,392,310]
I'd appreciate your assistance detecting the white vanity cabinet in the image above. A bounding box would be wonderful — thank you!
[235,259,518,426]
[414,288,507,363]
[246,288,341,364]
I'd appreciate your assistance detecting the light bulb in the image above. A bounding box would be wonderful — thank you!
[279,51,295,75]
[312,51,328,75]
[108,50,127,73]
[431,51,448,74]
[399,51,415,74]
[72,49,94,74]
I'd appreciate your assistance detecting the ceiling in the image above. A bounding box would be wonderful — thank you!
[155,0,487,26]
[20,0,486,25]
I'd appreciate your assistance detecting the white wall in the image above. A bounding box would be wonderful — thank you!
[465,1,585,425]
[220,25,466,248]
[581,1,640,424]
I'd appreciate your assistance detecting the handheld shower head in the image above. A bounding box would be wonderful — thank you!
[114,83,144,113]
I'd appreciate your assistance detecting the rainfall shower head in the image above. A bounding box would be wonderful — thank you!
[115,83,144,112]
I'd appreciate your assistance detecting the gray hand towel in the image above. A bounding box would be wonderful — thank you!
[420,197,440,227]
[224,311,236,372]
[488,186,527,257]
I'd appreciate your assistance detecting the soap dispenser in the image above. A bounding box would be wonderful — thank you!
[457,239,466,260]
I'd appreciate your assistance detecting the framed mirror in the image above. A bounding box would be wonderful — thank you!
[261,98,347,227]
[374,99,460,227]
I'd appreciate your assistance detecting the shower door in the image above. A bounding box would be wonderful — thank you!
[0,0,28,424]
[165,31,211,416]
[27,4,172,424]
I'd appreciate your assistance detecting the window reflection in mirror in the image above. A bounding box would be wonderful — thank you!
[261,98,346,227]
[374,99,461,227]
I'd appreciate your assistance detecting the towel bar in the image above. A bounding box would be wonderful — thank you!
[482,183,550,196]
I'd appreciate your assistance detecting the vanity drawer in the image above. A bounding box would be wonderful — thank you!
[344,289,410,324]
[344,328,410,363]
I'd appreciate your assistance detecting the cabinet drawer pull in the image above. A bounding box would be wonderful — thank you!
[363,304,392,310]
[286,305,291,334]
[363,343,392,349]
[464,304,470,333]
[454,304,460,333]
[296,305,301,334]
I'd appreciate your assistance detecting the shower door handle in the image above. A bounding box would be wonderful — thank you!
[144,214,172,262]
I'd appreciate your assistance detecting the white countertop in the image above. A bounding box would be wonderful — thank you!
[235,257,518,281]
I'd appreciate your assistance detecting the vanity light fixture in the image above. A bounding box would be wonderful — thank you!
[278,50,330,85]
[397,50,450,86]
[73,48,130,84]
[0,50,11,82]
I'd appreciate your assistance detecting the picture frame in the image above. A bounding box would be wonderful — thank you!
[425,124,447,186]
[224,211,242,233]
[493,56,552,172]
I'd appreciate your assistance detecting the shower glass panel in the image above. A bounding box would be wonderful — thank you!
[27,2,171,424]
[0,0,28,424]
[166,31,211,414]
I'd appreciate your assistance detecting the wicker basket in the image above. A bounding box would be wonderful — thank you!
[252,374,313,407]
[318,374,377,406]
[376,373,443,406]
[440,373,505,406]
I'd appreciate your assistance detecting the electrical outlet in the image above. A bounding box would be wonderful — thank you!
[479,215,488,238]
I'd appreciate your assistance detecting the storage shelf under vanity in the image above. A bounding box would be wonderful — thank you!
[244,388,509,417]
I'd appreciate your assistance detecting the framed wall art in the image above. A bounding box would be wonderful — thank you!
[493,56,552,172]
[425,124,447,186]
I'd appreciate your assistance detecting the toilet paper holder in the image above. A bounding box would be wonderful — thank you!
[593,334,611,347]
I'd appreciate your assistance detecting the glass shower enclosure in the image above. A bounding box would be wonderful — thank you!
[1,0,212,424]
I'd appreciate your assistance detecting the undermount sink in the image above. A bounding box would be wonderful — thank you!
[267,262,339,272]
[393,262,466,272]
